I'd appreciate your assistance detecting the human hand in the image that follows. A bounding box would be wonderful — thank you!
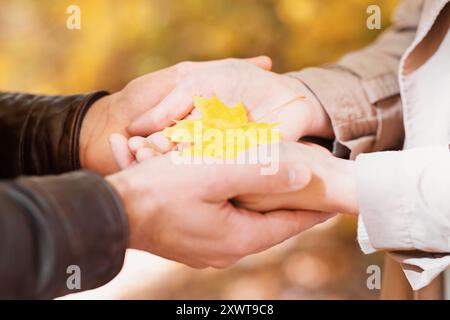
[108,132,171,169]
[235,142,359,215]
[109,56,337,168]
[79,57,271,175]
[108,135,358,215]
[105,152,334,268]
[127,57,334,145]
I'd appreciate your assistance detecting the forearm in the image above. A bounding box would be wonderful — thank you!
[290,68,405,158]
[288,0,422,157]
[0,91,108,178]
[0,171,128,299]
[319,156,358,215]
[79,92,130,175]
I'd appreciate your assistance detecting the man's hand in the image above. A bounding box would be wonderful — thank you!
[79,57,272,175]
[127,57,334,144]
[105,153,334,268]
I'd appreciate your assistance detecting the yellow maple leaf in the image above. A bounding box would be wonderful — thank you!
[163,96,280,159]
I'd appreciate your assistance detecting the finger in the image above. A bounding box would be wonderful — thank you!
[136,147,158,162]
[131,65,179,107]
[205,161,312,200]
[243,56,272,71]
[233,191,307,212]
[147,132,175,154]
[234,209,336,254]
[109,133,136,169]
[186,107,201,120]
[128,136,151,155]
[254,210,336,251]
[128,86,193,136]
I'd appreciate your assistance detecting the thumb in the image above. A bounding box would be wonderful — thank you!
[127,85,193,136]
[206,161,312,200]
[244,56,272,71]
[109,133,136,169]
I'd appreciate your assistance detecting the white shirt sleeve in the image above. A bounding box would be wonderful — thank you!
[355,146,450,290]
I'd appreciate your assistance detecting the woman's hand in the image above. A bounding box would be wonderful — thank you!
[127,57,334,143]
[235,142,359,215]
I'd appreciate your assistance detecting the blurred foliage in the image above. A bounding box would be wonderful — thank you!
[0,0,397,94]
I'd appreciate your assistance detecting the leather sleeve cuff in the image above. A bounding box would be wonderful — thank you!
[0,91,109,178]
[0,170,128,299]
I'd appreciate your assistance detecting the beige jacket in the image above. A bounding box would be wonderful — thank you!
[290,0,450,292]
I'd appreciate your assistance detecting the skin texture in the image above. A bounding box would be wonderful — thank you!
[105,154,334,268]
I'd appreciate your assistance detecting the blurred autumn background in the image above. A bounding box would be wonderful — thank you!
[0,0,398,299]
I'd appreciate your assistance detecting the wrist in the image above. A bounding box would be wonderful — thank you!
[329,158,358,215]
[80,92,129,175]
[293,79,335,139]
[106,170,159,251]
[106,173,137,248]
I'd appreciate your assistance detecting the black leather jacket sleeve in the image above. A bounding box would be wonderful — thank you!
[0,92,128,299]
[0,91,108,178]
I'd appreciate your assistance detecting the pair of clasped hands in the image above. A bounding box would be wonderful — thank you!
[80,57,358,269]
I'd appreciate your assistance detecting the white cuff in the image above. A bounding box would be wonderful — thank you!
[357,215,376,254]
[355,147,450,290]
[390,252,450,291]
